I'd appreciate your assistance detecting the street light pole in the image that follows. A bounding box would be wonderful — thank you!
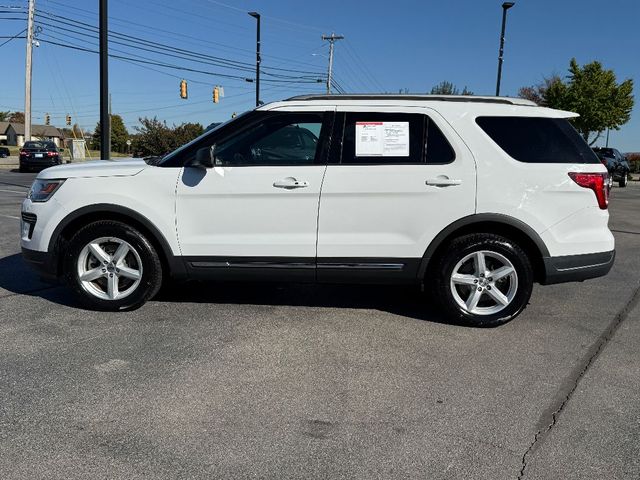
[248,12,261,107]
[495,2,515,97]
[99,0,110,159]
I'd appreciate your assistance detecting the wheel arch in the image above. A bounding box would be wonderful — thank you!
[419,214,549,282]
[49,204,185,279]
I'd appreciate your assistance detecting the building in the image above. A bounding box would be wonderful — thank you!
[0,122,9,145]
[0,122,64,147]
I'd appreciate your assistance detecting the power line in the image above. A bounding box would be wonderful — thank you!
[0,29,25,47]
[34,9,327,80]
[42,0,332,70]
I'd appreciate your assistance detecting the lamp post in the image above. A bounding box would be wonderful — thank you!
[495,2,515,97]
[248,11,261,107]
[99,0,110,159]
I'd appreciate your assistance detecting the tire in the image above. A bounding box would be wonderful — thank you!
[619,175,628,188]
[432,233,534,327]
[19,164,26,173]
[64,220,163,311]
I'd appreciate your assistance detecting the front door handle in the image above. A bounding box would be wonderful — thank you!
[425,176,462,187]
[273,177,309,189]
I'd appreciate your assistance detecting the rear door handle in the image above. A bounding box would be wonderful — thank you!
[273,177,309,189]
[425,176,462,187]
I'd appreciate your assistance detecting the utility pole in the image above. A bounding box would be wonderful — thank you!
[99,0,110,159]
[321,33,344,95]
[248,12,261,107]
[24,0,35,143]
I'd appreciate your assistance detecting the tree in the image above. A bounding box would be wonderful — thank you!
[430,81,473,96]
[172,122,204,146]
[520,59,634,145]
[92,114,129,152]
[8,111,25,123]
[518,75,561,106]
[132,117,204,157]
[133,117,174,156]
[0,111,10,122]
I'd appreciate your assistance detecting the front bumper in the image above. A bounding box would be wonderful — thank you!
[541,250,615,285]
[22,247,59,283]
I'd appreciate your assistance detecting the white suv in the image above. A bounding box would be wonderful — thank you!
[21,95,614,326]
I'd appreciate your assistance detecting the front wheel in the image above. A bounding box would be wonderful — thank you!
[64,220,163,311]
[433,233,534,327]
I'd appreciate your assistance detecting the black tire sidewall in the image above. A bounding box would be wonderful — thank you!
[64,221,162,311]
[435,234,533,327]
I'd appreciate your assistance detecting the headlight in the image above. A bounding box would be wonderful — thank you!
[28,179,65,202]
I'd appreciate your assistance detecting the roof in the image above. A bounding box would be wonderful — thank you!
[284,94,538,107]
[7,123,62,137]
[0,121,9,134]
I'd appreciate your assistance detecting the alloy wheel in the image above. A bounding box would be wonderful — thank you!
[449,250,518,315]
[76,237,143,301]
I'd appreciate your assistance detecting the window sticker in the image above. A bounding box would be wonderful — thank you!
[355,121,409,157]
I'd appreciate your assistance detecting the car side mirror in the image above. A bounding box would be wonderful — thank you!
[187,145,216,169]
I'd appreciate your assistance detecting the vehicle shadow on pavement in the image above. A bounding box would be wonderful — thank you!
[155,280,456,325]
[0,254,78,306]
[0,253,457,326]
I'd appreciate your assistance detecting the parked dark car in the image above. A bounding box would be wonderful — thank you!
[593,147,630,187]
[19,141,62,172]
[0,146,9,158]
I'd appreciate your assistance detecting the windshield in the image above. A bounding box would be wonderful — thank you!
[158,111,251,166]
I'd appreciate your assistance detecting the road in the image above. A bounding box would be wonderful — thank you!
[0,170,638,479]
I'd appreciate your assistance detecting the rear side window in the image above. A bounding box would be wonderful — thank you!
[476,117,600,164]
[339,113,455,164]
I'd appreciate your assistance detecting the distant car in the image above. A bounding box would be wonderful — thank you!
[19,141,62,173]
[0,146,9,158]
[593,147,630,187]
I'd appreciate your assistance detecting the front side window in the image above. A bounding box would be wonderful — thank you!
[476,116,600,164]
[180,112,328,167]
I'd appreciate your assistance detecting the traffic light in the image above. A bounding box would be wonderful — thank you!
[213,86,219,104]
[180,79,188,99]
[66,114,71,126]
[45,113,50,125]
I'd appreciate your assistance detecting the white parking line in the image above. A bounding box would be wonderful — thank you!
[0,213,20,220]
[0,189,26,194]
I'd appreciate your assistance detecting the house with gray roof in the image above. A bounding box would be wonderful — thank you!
[1,123,63,147]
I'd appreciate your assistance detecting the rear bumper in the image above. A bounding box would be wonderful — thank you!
[541,250,615,285]
[22,247,59,283]
[20,157,61,168]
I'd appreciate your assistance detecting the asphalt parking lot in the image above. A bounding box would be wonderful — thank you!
[0,170,639,479]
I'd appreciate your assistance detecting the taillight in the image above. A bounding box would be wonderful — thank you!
[568,172,608,210]
[46,151,57,157]
[19,149,27,156]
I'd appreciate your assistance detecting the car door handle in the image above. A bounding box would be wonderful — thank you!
[425,177,462,187]
[273,177,309,189]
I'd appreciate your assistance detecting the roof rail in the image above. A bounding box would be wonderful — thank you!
[284,94,537,106]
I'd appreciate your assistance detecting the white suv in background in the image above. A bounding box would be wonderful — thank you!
[21,95,614,326]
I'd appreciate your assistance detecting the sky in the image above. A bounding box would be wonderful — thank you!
[1,0,638,152]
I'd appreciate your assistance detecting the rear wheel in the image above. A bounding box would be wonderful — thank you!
[619,174,628,188]
[433,233,534,327]
[64,220,162,311]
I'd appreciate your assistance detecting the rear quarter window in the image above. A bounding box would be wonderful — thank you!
[476,116,600,164]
